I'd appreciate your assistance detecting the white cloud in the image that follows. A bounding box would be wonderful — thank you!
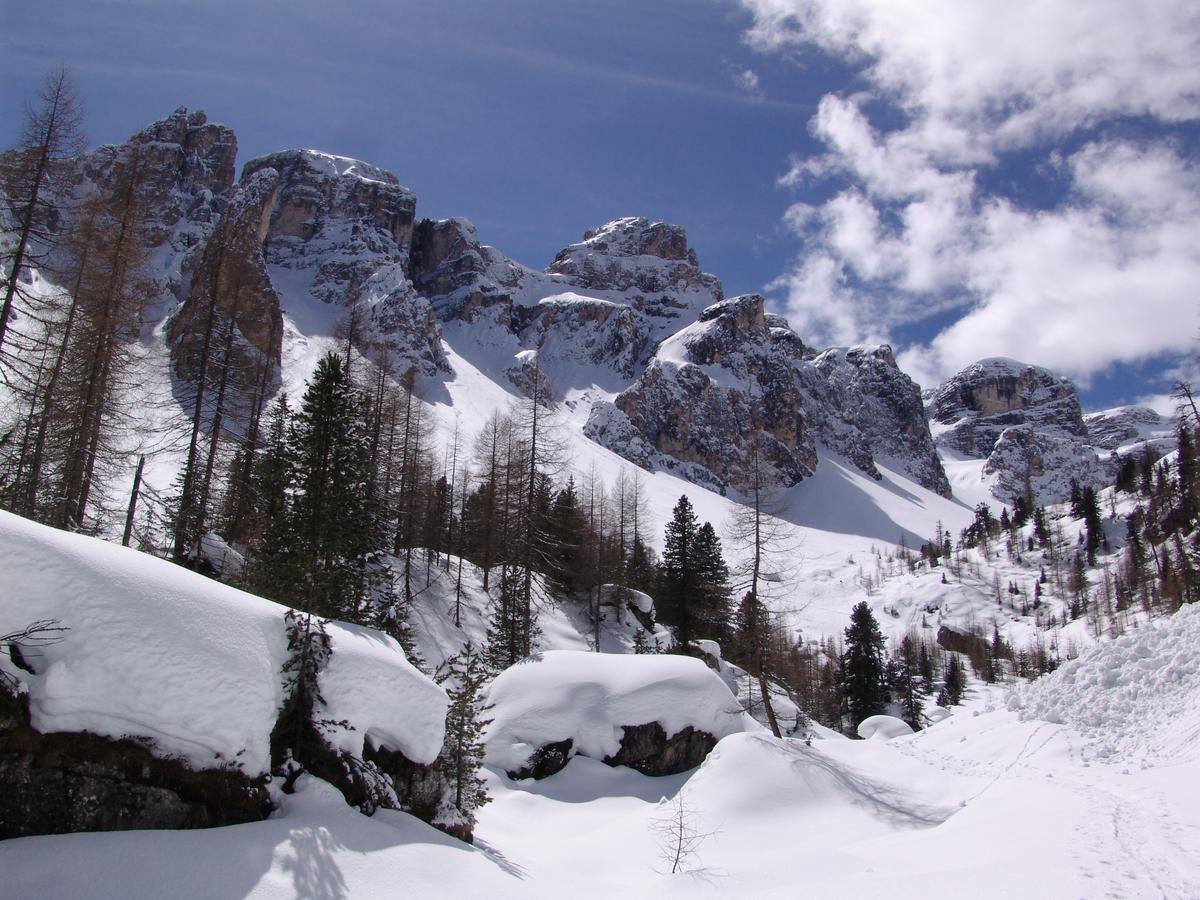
[743,0,1200,157]
[726,63,764,101]
[741,0,1200,388]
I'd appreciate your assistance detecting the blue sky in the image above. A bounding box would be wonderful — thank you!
[3,0,1198,412]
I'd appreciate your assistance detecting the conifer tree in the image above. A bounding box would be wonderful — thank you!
[841,601,888,732]
[891,634,924,731]
[436,643,493,833]
[937,654,966,706]
[288,351,374,619]
[658,495,700,650]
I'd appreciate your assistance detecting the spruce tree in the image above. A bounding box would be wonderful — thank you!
[892,634,924,730]
[937,654,966,706]
[436,643,492,835]
[657,495,700,651]
[841,601,888,732]
[288,352,374,620]
[693,521,733,642]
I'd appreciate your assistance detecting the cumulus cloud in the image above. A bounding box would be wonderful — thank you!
[741,0,1200,390]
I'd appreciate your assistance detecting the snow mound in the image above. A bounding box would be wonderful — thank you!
[320,622,447,766]
[484,650,744,774]
[1009,604,1200,766]
[857,715,916,741]
[0,511,445,773]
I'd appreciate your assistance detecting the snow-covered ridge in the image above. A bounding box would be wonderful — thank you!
[0,511,446,774]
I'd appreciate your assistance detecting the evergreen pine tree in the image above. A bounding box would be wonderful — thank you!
[841,601,888,732]
[693,521,733,642]
[288,352,375,620]
[937,654,966,706]
[657,495,700,651]
[435,643,493,835]
[891,635,924,731]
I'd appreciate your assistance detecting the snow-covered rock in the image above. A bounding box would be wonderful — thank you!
[929,358,1106,504]
[857,715,915,741]
[485,650,743,778]
[586,295,949,495]
[0,511,446,777]
[1085,405,1177,455]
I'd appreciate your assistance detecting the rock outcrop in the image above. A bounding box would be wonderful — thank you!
[505,723,718,781]
[929,358,1106,504]
[0,686,270,839]
[1084,406,1176,455]
[585,295,950,495]
[413,215,724,394]
[241,149,448,377]
[168,168,283,387]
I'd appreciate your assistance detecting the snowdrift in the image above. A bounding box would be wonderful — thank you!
[485,650,744,775]
[1010,603,1200,766]
[0,511,446,775]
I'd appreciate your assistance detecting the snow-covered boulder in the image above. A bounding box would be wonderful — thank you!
[857,715,916,741]
[0,511,447,836]
[485,651,744,779]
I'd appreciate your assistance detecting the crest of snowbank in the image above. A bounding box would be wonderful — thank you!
[319,622,446,765]
[1009,604,1200,766]
[0,511,445,774]
[484,650,744,774]
[857,715,915,741]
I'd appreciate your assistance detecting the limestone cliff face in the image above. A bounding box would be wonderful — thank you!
[241,149,447,376]
[929,358,1088,456]
[928,358,1105,504]
[168,169,283,387]
[584,295,950,496]
[51,107,237,307]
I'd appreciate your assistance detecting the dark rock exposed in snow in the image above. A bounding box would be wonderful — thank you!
[505,725,717,781]
[603,722,717,777]
[0,688,270,839]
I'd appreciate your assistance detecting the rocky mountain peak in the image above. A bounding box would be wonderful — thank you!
[930,358,1086,446]
[123,105,237,204]
[929,358,1103,504]
[242,149,416,252]
[572,217,695,263]
[545,216,721,301]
